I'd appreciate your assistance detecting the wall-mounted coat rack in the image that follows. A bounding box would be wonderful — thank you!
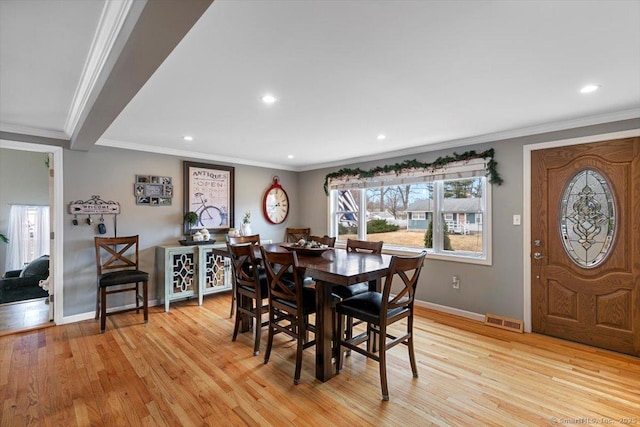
[68,195,120,236]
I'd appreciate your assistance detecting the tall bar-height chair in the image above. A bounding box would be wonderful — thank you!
[260,247,316,385]
[227,234,261,317]
[285,227,310,243]
[336,251,426,401]
[228,242,269,355]
[94,235,149,333]
[332,238,384,342]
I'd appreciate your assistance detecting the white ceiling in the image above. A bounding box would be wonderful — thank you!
[1,0,639,171]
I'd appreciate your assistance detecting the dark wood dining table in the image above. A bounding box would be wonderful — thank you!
[215,242,393,382]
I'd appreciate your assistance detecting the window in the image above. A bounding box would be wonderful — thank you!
[5,205,50,271]
[328,160,491,265]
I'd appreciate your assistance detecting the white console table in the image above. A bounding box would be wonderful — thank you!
[156,243,231,312]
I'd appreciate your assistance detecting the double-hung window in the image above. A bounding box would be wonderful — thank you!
[328,158,491,265]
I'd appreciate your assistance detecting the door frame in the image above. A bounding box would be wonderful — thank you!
[522,128,640,332]
[0,139,64,325]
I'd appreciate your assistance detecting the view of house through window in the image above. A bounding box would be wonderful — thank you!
[331,176,489,262]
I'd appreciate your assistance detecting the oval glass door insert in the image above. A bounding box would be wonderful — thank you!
[559,169,615,268]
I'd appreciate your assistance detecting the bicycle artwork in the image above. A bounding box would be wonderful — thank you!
[192,192,227,228]
[183,161,235,233]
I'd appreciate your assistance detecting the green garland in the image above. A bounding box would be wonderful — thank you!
[323,148,503,195]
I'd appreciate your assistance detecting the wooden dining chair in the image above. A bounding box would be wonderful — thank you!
[227,242,269,356]
[332,238,384,342]
[227,234,261,317]
[260,247,317,385]
[228,234,261,246]
[309,235,336,247]
[285,227,310,243]
[94,235,149,333]
[335,251,426,401]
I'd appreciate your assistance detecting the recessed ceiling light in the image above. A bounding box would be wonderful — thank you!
[377,134,386,140]
[183,136,193,141]
[262,94,277,104]
[580,84,600,94]
[287,154,294,159]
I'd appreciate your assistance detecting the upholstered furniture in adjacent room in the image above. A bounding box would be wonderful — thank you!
[0,255,49,304]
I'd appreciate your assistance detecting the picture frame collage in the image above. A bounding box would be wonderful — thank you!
[135,175,173,206]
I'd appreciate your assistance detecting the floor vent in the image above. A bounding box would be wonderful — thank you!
[484,313,524,333]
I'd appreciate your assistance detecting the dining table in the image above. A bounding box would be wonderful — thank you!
[214,242,393,382]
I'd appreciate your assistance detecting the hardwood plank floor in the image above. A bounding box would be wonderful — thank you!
[1,294,638,426]
[0,298,50,336]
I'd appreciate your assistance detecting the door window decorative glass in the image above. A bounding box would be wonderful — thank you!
[560,169,615,268]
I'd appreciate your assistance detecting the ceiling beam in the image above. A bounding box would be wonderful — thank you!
[69,0,213,151]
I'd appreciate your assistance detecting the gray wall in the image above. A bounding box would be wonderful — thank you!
[25,117,640,320]
[299,119,640,321]
[62,146,300,316]
[0,148,50,275]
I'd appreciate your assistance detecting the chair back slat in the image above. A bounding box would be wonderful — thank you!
[260,248,302,304]
[228,243,261,291]
[228,234,261,246]
[382,252,426,311]
[346,238,383,254]
[285,228,310,243]
[94,236,140,276]
[309,235,336,247]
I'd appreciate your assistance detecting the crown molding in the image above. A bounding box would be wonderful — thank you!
[0,123,69,140]
[64,0,135,136]
[299,108,640,171]
[95,108,640,172]
[97,138,297,171]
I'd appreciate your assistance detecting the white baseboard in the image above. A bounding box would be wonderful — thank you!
[60,297,483,326]
[415,299,485,322]
[60,298,160,325]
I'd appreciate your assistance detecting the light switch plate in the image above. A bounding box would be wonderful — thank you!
[513,214,521,226]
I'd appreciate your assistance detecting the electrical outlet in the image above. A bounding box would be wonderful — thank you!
[452,276,460,289]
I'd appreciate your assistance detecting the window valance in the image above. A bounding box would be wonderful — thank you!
[324,148,502,194]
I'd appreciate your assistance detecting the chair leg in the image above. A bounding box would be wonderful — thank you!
[345,315,353,356]
[232,292,241,342]
[143,280,148,323]
[379,325,389,401]
[135,282,140,313]
[253,299,262,356]
[336,313,344,373]
[229,282,235,318]
[294,315,305,385]
[263,310,274,364]
[408,317,418,377]
[95,284,100,320]
[100,287,107,333]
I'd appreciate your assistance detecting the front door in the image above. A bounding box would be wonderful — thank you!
[531,137,639,356]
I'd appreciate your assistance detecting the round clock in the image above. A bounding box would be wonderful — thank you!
[263,176,289,224]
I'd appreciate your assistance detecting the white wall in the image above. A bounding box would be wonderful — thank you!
[0,148,50,275]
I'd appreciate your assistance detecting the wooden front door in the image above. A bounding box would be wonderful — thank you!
[531,137,639,356]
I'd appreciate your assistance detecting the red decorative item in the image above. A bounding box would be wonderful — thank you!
[263,176,289,224]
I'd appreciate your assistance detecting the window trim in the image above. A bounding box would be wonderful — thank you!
[329,172,492,266]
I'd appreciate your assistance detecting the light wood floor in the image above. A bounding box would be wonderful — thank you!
[0,297,50,335]
[1,294,638,426]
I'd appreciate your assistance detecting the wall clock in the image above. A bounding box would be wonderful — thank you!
[263,176,289,224]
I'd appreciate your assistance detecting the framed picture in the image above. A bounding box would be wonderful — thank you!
[135,175,174,206]
[183,161,234,233]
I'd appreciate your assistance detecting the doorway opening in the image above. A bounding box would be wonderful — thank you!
[0,140,64,334]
